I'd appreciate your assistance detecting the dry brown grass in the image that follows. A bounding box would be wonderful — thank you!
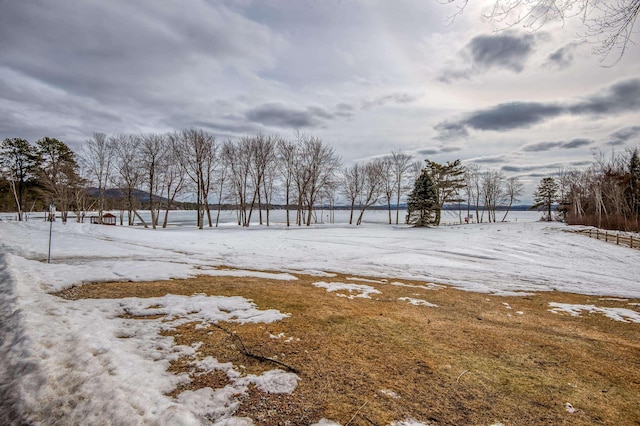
[56,269,640,426]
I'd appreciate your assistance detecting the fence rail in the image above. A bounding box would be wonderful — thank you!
[571,228,640,250]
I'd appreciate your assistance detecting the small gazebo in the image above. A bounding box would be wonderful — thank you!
[90,213,117,225]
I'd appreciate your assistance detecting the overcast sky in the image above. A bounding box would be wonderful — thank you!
[1,0,639,202]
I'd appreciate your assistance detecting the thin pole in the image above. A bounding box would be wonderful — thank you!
[48,217,53,263]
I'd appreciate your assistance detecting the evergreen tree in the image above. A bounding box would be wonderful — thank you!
[627,148,640,218]
[406,168,439,227]
[531,177,559,221]
[0,138,39,219]
[424,159,465,225]
[36,137,82,223]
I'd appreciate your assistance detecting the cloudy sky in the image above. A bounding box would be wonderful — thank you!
[1,0,639,201]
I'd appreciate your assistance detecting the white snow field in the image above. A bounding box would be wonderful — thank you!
[1,210,639,425]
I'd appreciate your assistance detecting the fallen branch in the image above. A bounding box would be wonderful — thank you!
[456,369,469,383]
[345,400,368,426]
[211,323,300,374]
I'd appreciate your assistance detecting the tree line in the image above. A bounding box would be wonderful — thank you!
[1,130,528,228]
[556,148,640,231]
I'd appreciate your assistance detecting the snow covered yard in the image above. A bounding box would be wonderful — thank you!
[1,217,639,425]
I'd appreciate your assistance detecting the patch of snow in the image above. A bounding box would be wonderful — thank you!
[241,369,299,394]
[380,389,401,399]
[269,332,285,339]
[313,282,381,299]
[311,420,342,426]
[398,297,438,307]
[564,402,578,413]
[389,419,428,426]
[599,297,628,302]
[206,268,298,281]
[549,303,640,323]
[390,281,444,290]
[502,303,512,309]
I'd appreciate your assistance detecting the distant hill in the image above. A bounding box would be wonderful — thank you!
[86,188,170,204]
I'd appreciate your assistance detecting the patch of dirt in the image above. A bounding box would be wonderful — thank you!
[55,268,640,425]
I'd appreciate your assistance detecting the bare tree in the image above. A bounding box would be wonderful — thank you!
[140,133,169,229]
[296,135,341,226]
[481,170,505,223]
[501,176,524,221]
[160,135,187,228]
[249,134,277,226]
[340,163,363,225]
[390,151,413,225]
[355,159,385,225]
[172,129,216,229]
[111,134,147,227]
[378,157,395,224]
[261,141,278,226]
[463,163,482,223]
[444,0,640,63]
[276,137,298,227]
[80,132,114,222]
[227,138,253,227]
[214,140,233,227]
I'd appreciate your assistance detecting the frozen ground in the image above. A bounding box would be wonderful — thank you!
[1,209,639,424]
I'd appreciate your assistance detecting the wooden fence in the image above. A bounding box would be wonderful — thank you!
[571,228,640,250]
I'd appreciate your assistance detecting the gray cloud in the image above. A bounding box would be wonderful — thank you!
[502,160,592,173]
[334,103,355,119]
[440,146,462,153]
[439,31,537,83]
[466,155,508,164]
[468,32,535,73]
[464,102,563,131]
[562,138,592,149]
[434,121,469,140]
[0,2,280,102]
[544,43,579,70]
[435,78,640,139]
[607,126,640,145]
[569,78,640,115]
[361,93,418,110]
[414,145,462,157]
[246,103,332,128]
[522,138,592,152]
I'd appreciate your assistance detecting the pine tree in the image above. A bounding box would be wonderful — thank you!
[627,148,640,218]
[406,169,439,227]
[424,159,465,225]
[531,177,559,221]
[0,138,39,220]
[36,137,82,223]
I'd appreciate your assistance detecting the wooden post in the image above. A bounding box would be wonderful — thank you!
[605,231,608,242]
[616,234,620,245]
[631,235,634,249]
[596,229,599,240]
